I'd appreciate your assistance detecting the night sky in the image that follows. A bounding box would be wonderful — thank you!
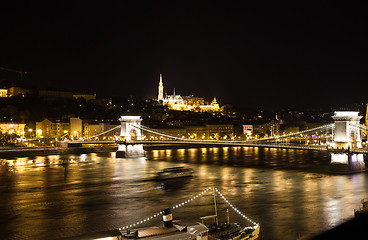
[0,1,367,109]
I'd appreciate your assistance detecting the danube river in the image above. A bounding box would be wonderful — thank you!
[1,147,368,240]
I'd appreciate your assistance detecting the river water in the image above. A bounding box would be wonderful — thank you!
[1,147,368,240]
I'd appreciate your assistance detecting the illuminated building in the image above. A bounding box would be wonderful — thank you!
[0,122,25,136]
[83,122,119,138]
[243,125,253,136]
[36,119,69,138]
[0,89,8,97]
[36,118,119,139]
[157,74,221,112]
[7,87,33,97]
[70,117,83,139]
[142,124,234,140]
[36,117,82,139]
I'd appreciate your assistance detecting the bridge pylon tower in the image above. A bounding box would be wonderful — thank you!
[330,111,365,173]
[331,111,363,150]
[116,116,145,158]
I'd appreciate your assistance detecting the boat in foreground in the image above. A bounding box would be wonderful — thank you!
[119,186,259,240]
[120,219,259,240]
[65,186,260,240]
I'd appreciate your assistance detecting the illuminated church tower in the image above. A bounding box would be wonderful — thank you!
[366,104,368,126]
[158,74,164,101]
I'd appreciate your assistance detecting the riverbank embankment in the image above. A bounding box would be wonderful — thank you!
[0,146,118,158]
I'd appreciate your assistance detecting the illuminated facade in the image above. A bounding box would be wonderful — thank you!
[142,124,234,140]
[70,117,83,139]
[83,122,119,139]
[36,117,82,139]
[36,119,69,138]
[0,87,32,97]
[0,89,8,97]
[157,74,220,112]
[35,118,119,139]
[0,122,25,136]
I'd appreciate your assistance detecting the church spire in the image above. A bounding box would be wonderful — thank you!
[158,73,164,101]
[365,103,368,126]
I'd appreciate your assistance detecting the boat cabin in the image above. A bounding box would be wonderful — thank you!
[121,223,209,240]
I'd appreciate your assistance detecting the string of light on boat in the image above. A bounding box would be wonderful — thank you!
[214,187,258,226]
[119,186,258,231]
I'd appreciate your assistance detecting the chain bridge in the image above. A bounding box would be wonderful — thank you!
[69,111,368,168]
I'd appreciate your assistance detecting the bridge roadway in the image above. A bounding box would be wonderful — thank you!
[70,140,368,153]
[74,139,326,151]
[127,140,328,151]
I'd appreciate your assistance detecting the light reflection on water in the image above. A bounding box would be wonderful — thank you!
[0,147,367,240]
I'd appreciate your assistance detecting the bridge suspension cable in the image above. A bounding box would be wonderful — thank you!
[247,123,335,142]
[76,125,121,142]
[349,123,368,131]
[129,124,186,141]
[130,123,335,144]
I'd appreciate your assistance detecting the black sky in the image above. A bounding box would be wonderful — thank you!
[0,1,367,109]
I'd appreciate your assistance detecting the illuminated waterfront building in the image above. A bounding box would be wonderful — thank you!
[0,122,26,136]
[142,124,234,140]
[7,87,32,97]
[36,117,82,139]
[36,119,69,138]
[157,74,220,112]
[36,118,119,139]
[83,122,118,138]
[0,89,8,97]
[70,117,83,139]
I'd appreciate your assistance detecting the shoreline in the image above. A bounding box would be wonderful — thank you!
[0,146,118,158]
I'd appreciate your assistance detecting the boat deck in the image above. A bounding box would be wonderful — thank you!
[121,223,208,240]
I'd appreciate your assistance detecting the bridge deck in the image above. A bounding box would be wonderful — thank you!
[118,140,328,151]
[68,140,368,153]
